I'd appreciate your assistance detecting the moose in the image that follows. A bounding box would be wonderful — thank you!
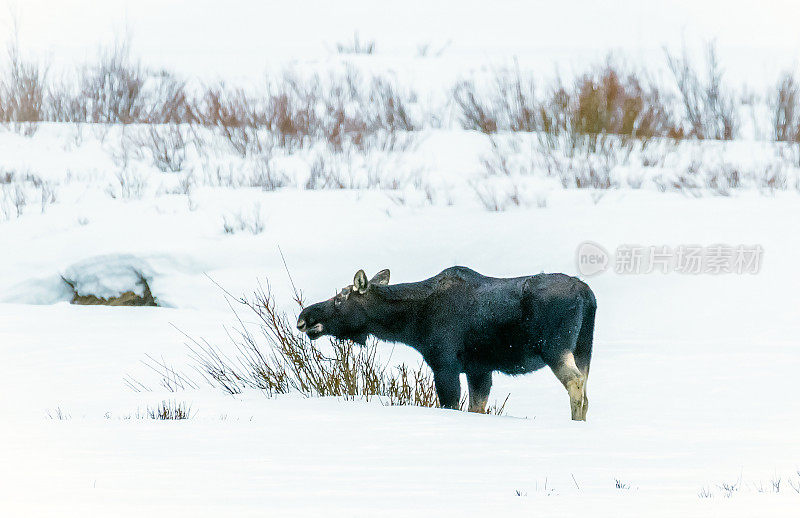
[297,266,596,420]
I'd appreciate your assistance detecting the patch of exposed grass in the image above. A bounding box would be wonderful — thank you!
[61,272,158,306]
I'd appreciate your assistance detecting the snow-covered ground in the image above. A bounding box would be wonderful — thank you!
[2,151,799,515]
[3,2,800,516]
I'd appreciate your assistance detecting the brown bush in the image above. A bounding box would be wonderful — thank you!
[539,62,675,149]
[454,61,673,145]
[453,79,499,134]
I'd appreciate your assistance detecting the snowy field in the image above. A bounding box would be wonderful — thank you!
[2,1,800,516]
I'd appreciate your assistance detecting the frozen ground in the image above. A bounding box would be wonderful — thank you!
[3,2,800,515]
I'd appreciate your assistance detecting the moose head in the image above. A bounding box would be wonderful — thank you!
[296,269,390,344]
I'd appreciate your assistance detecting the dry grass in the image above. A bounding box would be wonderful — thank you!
[147,400,193,420]
[62,271,158,306]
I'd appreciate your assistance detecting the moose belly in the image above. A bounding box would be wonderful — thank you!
[463,336,547,375]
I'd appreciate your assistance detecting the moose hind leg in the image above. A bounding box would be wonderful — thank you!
[466,370,492,413]
[549,352,587,421]
[579,367,589,420]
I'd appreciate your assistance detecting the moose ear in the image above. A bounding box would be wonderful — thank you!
[370,269,390,286]
[354,269,368,293]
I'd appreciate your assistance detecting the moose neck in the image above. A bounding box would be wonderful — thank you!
[363,286,422,346]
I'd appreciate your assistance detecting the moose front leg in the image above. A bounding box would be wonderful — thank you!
[466,370,492,413]
[433,368,461,410]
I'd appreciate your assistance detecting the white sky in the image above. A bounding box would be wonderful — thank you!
[1,0,799,83]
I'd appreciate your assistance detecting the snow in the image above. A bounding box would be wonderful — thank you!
[3,173,800,515]
[3,3,800,515]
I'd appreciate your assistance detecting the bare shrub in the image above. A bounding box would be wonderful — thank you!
[772,72,799,142]
[198,87,266,156]
[453,80,499,134]
[39,181,57,213]
[472,182,523,211]
[454,61,672,146]
[0,182,27,219]
[80,40,147,123]
[222,204,265,235]
[539,62,675,151]
[106,167,149,199]
[1,36,47,134]
[248,160,289,191]
[666,43,737,140]
[336,33,375,55]
[124,355,200,393]
[187,281,508,413]
[453,68,538,134]
[495,68,538,132]
[559,161,617,189]
[224,124,271,157]
[315,69,421,151]
[196,85,256,127]
[654,163,703,196]
[369,76,418,132]
[416,40,451,58]
[46,77,88,122]
[757,163,787,192]
[697,486,713,499]
[144,70,195,124]
[197,82,294,155]
[46,407,71,420]
[147,400,193,420]
[319,74,369,151]
[615,479,631,490]
[571,63,672,142]
[305,155,350,190]
[704,163,741,196]
[304,151,416,191]
[538,136,625,188]
[40,37,190,125]
[718,479,741,498]
[133,123,191,172]
[481,137,535,177]
[265,72,318,149]
[697,471,800,498]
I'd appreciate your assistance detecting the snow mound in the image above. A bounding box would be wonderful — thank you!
[61,254,157,301]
